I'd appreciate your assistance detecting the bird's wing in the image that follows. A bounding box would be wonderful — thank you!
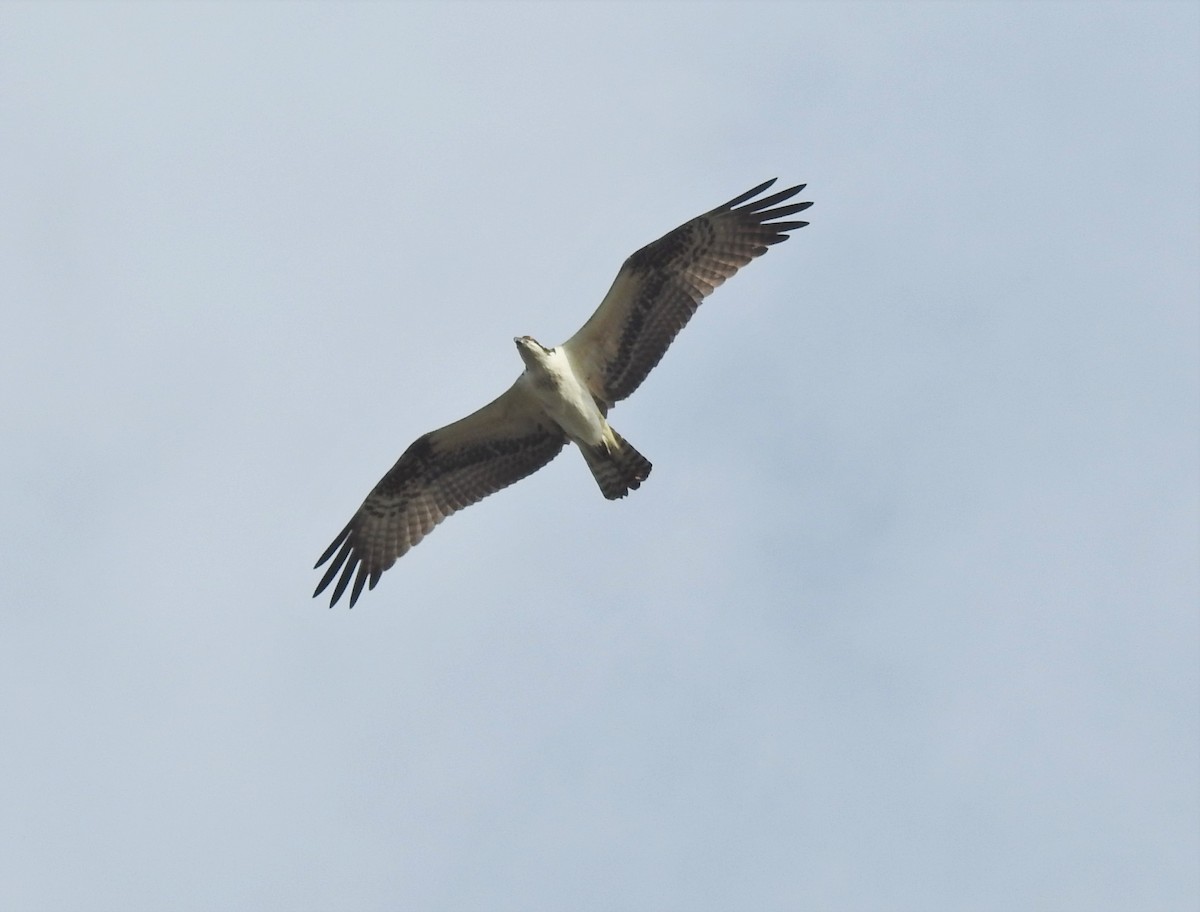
[313,382,566,607]
[563,179,811,405]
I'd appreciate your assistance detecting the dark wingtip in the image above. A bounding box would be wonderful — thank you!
[349,568,369,608]
[719,178,778,211]
[315,518,355,569]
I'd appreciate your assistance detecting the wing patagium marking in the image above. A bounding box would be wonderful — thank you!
[565,178,812,405]
[313,386,566,607]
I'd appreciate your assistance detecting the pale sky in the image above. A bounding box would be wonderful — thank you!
[2,3,1197,911]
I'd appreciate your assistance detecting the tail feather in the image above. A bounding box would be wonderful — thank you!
[581,429,652,500]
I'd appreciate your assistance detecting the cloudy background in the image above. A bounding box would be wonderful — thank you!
[2,3,1197,910]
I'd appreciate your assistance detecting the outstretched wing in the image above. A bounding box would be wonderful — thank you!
[314,382,566,607]
[563,179,811,405]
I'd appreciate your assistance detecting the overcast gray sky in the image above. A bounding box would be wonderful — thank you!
[2,3,1197,911]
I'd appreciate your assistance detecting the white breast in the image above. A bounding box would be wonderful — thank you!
[521,346,607,446]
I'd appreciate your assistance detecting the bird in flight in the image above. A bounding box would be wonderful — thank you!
[314,179,812,607]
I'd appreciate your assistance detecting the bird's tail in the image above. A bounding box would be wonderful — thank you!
[581,428,652,500]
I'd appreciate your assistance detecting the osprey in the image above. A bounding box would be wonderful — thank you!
[315,179,812,607]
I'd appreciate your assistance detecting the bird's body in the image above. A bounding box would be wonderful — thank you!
[514,335,651,500]
[515,337,607,450]
[315,179,812,607]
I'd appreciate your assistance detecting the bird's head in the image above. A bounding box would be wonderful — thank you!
[514,335,550,369]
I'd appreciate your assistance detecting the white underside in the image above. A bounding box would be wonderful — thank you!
[518,345,609,447]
